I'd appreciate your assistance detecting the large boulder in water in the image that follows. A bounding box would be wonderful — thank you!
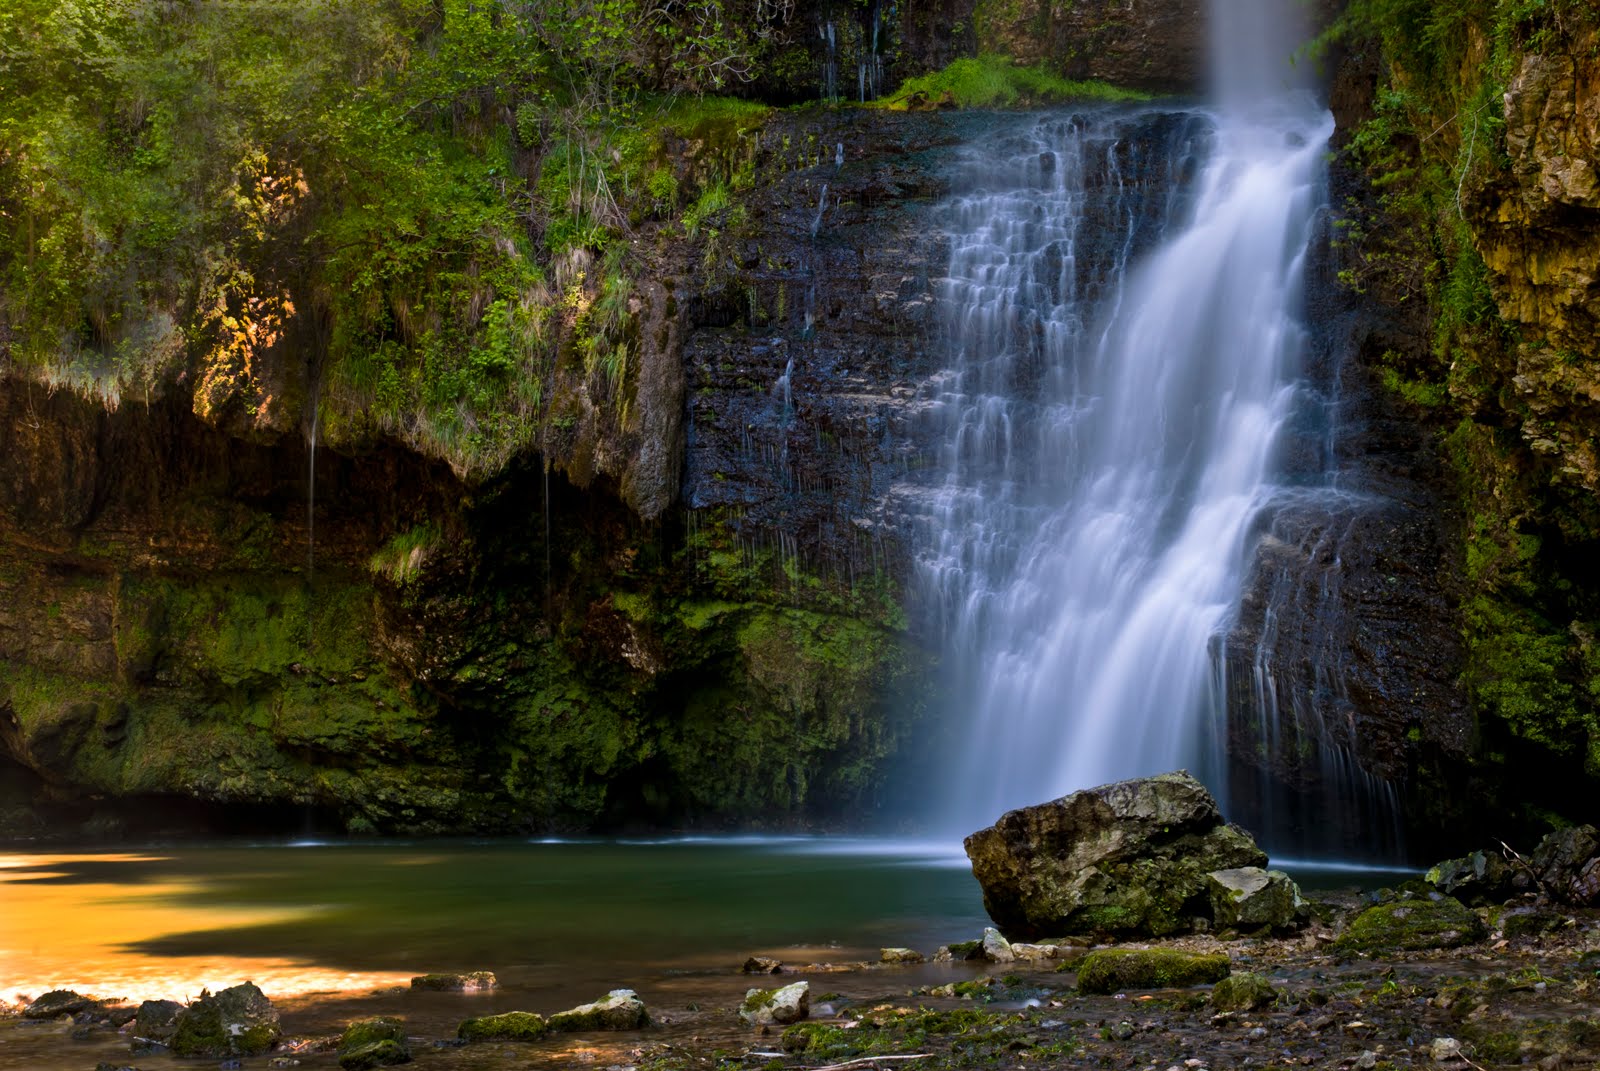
[963,771,1268,939]
[169,982,281,1057]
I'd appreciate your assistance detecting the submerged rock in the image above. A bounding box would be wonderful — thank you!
[1335,896,1487,953]
[339,1018,410,1069]
[964,771,1268,938]
[740,980,810,1025]
[409,971,496,992]
[1075,949,1231,995]
[547,989,649,1032]
[1207,867,1309,932]
[23,990,96,1019]
[169,983,282,1058]
[1211,972,1278,1011]
[456,1011,547,1042]
[879,948,924,964]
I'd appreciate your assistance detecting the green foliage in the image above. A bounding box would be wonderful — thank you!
[882,54,1151,110]
[0,1,786,472]
[369,524,445,585]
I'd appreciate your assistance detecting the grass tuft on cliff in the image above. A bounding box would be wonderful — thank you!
[881,54,1152,110]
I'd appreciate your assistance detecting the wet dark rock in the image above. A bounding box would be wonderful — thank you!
[1427,850,1517,905]
[1334,896,1487,953]
[105,1005,139,1028]
[132,999,182,1040]
[1206,867,1310,933]
[1075,949,1231,995]
[546,989,650,1032]
[740,980,810,1025]
[168,983,282,1058]
[743,956,784,974]
[456,1011,547,1042]
[1528,825,1600,905]
[22,990,96,1019]
[408,971,496,991]
[964,771,1268,939]
[1211,972,1278,1011]
[339,1017,410,1069]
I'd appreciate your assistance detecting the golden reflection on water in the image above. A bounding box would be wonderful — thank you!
[0,854,408,1004]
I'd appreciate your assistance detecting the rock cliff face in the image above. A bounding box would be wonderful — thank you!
[1470,29,1600,489]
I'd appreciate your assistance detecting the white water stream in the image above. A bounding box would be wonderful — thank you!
[923,1,1337,829]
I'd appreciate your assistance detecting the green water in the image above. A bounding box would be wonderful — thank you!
[0,838,990,1070]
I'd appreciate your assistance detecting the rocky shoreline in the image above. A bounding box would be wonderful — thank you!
[7,777,1600,1071]
[6,892,1599,1071]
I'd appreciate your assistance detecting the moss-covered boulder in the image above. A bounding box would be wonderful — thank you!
[1075,949,1231,994]
[880,948,924,964]
[409,971,496,992]
[740,980,810,1025]
[1211,972,1277,1011]
[1335,896,1488,953]
[339,1017,410,1068]
[169,983,281,1058]
[964,771,1268,939]
[547,989,649,1032]
[457,1011,548,1042]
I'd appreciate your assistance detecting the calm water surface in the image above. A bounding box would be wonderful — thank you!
[0,838,1414,1070]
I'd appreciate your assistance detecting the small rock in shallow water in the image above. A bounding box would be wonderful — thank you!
[740,981,809,1026]
[457,1011,547,1042]
[879,948,924,964]
[133,999,182,1041]
[1211,972,1277,1012]
[548,990,650,1032]
[1354,1051,1377,1069]
[981,927,1015,963]
[1430,1037,1463,1062]
[409,971,496,992]
[743,957,784,974]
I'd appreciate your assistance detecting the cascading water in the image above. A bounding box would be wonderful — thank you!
[920,0,1374,848]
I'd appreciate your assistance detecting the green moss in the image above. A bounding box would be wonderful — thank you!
[1335,896,1488,953]
[1075,950,1231,995]
[339,1039,411,1070]
[882,54,1151,110]
[457,1011,548,1042]
[1212,972,1278,1012]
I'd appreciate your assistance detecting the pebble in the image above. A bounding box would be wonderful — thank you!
[1355,1052,1378,1069]
[1248,1027,1268,1040]
[1430,1037,1463,1061]
[1112,1020,1136,1040]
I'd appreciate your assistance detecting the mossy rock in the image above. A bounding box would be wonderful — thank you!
[740,980,810,1025]
[340,1017,410,1066]
[168,983,281,1058]
[22,990,95,1019]
[1335,896,1488,953]
[945,939,983,960]
[1211,972,1277,1011]
[546,989,649,1031]
[1076,949,1231,994]
[457,1011,548,1042]
[340,1038,412,1070]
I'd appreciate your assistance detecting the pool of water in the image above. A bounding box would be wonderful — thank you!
[0,837,1416,1070]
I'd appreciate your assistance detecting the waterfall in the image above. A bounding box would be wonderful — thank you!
[922,0,1358,842]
